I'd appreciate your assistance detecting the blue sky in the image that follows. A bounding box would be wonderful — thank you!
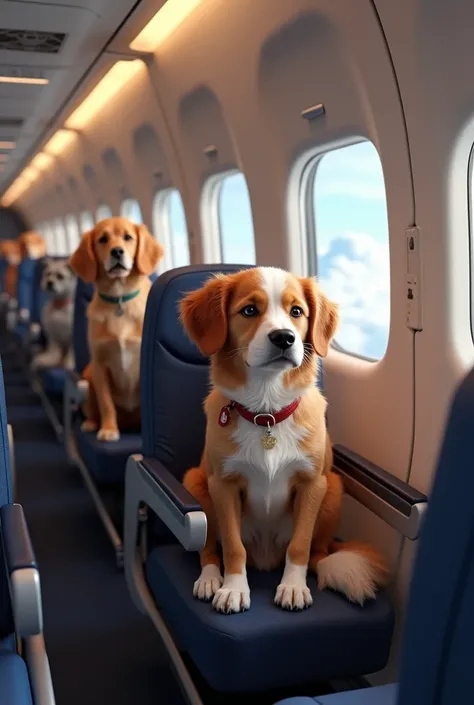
[168,141,390,360]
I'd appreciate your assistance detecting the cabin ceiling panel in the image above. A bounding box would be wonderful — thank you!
[0,0,139,190]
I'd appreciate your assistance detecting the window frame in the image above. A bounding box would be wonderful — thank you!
[120,198,143,224]
[201,168,256,264]
[153,187,190,272]
[95,204,112,222]
[301,137,390,363]
[79,211,95,234]
[64,213,80,253]
[52,218,68,256]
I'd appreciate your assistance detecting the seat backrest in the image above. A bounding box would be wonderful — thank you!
[0,259,8,294]
[72,278,94,375]
[140,264,250,478]
[397,366,474,705]
[0,355,14,641]
[17,257,40,314]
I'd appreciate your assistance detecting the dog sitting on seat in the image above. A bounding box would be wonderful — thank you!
[69,217,163,442]
[180,267,388,614]
[31,258,77,371]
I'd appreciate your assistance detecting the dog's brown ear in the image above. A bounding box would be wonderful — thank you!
[135,224,164,275]
[301,277,339,357]
[179,274,233,356]
[69,230,97,283]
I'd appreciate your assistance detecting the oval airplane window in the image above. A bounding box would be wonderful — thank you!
[312,141,390,361]
[218,172,256,265]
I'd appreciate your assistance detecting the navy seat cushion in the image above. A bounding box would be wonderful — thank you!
[39,367,66,396]
[275,685,398,705]
[14,324,29,343]
[73,418,142,485]
[0,649,33,705]
[146,544,394,693]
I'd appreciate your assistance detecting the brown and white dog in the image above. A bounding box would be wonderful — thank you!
[180,267,387,614]
[1,239,22,299]
[69,217,163,442]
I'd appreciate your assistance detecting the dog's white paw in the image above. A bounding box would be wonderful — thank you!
[212,573,250,613]
[81,420,98,432]
[97,428,120,442]
[274,583,313,610]
[193,564,223,601]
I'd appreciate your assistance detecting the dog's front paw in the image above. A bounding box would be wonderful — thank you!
[81,420,98,432]
[97,427,120,442]
[193,564,223,601]
[274,583,313,610]
[212,574,250,614]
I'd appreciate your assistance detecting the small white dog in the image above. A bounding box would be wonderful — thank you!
[31,258,77,371]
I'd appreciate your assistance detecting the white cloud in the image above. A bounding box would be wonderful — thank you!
[317,180,386,200]
[317,231,390,359]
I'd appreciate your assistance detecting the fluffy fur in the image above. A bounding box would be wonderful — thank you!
[31,258,77,371]
[180,267,388,614]
[69,217,163,442]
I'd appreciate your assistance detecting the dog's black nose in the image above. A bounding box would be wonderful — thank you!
[111,247,124,259]
[46,281,53,290]
[268,329,295,350]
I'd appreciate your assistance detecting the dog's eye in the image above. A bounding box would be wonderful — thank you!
[123,234,133,241]
[290,306,303,318]
[240,305,259,317]
[56,273,64,281]
[98,234,108,244]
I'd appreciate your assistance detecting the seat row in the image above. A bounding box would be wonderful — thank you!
[0,256,472,704]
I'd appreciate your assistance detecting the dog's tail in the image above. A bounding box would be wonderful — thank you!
[310,540,389,605]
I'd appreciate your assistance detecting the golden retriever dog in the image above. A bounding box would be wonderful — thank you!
[19,230,46,260]
[69,217,163,442]
[180,267,388,614]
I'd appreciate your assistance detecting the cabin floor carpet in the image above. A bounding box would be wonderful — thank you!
[0,337,332,705]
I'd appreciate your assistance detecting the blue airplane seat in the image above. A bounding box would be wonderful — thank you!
[0,355,55,704]
[123,265,394,698]
[0,257,8,295]
[14,258,40,344]
[275,364,474,705]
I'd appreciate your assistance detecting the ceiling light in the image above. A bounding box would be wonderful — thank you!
[0,76,49,85]
[0,141,15,150]
[31,152,53,171]
[1,175,28,206]
[44,129,76,156]
[22,166,39,183]
[130,0,203,52]
[65,60,144,130]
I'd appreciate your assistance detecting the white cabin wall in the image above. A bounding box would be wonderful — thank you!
[16,0,469,687]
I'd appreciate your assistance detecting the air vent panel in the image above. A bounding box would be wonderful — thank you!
[0,118,23,128]
[0,29,66,54]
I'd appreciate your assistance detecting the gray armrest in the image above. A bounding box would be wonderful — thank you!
[65,370,88,404]
[124,455,207,553]
[333,444,428,539]
[1,505,56,704]
[0,504,42,636]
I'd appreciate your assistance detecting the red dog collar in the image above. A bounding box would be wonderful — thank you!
[218,397,301,427]
[51,298,72,310]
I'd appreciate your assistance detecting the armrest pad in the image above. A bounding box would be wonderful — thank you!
[66,369,83,386]
[333,444,427,514]
[1,504,37,572]
[141,457,202,515]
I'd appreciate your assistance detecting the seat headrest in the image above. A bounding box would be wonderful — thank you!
[73,278,94,374]
[140,264,252,471]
